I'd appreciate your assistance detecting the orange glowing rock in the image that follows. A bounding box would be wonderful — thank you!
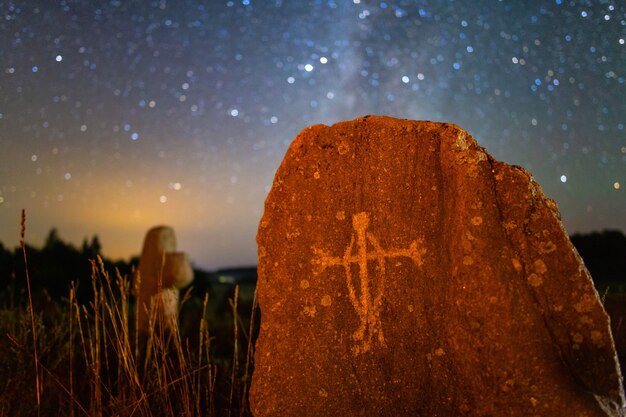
[250,116,625,416]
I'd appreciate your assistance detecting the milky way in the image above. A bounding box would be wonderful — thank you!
[0,0,624,269]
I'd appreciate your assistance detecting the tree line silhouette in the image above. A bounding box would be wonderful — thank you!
[570,230,626,293]
[0,227,624,306]
[0,228,136,305]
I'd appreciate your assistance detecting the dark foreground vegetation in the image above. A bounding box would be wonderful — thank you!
[0,227,258,416]
[0,227,624,416]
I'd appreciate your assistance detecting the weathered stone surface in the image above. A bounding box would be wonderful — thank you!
[136,226,193,333]
[250,116,625,416]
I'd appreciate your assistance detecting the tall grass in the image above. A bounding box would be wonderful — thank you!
[20,209,42,416]
[1,239,257,416]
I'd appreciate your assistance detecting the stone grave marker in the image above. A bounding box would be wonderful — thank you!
[250,116,625,416]
[135,225,194,333]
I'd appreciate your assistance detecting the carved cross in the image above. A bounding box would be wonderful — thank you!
[312,212,426,355]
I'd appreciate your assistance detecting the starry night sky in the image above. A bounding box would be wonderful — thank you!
[1,0,624,270]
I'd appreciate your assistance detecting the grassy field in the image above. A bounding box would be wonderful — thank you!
[0,253,258,417]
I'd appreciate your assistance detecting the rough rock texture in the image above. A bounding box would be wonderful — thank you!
[136,226,194,333]
[250,116,625,417]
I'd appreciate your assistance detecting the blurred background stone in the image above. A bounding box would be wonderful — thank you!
[136,225,194,333]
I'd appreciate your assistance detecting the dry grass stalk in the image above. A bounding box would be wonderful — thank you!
[69,286,75,417]
[20,209,41,416]
[240,285,258,416]
[229,285,240,417]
